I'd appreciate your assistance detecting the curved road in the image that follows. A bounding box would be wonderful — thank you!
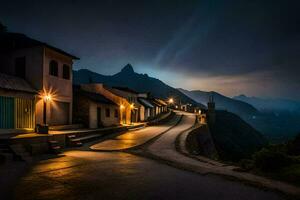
[148,112,195,157]
[13,112,284,200]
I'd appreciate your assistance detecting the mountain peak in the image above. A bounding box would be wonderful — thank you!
[121,63,134,74]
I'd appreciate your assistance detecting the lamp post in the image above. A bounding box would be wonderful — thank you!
[43,94,52,125]
[130,103,134,125]
[168,98,174,110]
[120,104,125,124]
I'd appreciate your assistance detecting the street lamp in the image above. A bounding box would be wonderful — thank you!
[43,93,52,125]
[168,98,174,104]
[130,103,134,124]
[120,104,125,124]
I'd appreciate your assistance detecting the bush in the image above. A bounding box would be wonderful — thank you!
[253,148,294,171]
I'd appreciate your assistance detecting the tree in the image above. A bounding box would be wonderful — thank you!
[0,21,7,32]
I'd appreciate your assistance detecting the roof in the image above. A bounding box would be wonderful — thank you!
[74,87,116,105]
[149,99,161,107]
[0,32,79,59]
[155,99,168,106]
[138,98,154,108]
[112,86,139,94]
[0,73,36,93]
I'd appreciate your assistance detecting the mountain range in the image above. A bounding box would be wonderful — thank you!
[178,88,258,117]
[73,64,205,108]
[73,64,300,141]
[234,95,300,113]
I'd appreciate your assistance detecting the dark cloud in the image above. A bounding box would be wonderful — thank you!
[0,0,299,99]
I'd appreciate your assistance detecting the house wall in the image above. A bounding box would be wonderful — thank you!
[146,108,151,119]
[139,106,145,121]
[81,84,132,124]
[72,94,90,127]
[89,101,119,128]
[110,88,144,123]
[0,46,44,90]
[0,46,74,126]
[35,47,73,125]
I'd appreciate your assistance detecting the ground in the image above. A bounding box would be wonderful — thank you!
[3,111,288,200]
[14,151,282,200]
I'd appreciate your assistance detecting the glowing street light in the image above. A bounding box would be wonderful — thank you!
[168,98,174,104]
[43,94,52,102]
[42,93,53,125]
[130,103,134,109]
[120,104,125,109]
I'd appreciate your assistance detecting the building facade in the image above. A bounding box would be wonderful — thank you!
[79,84,133,124]
[0,32,78,129]
[0,73,36,133]
[73,86,119,128]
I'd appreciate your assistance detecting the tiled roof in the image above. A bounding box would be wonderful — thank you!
[0,32,79,59]
[0,73,36,93]
[155,99,168,106]
[112,86,139,94]
[138,98,154,108]
[74,87,117,105]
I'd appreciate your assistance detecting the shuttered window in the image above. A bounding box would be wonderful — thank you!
[49,60,58,76]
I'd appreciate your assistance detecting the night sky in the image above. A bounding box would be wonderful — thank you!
[1,0,300,100]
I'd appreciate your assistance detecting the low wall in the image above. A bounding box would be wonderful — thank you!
[186,124,218,159]
[9,126,128,155]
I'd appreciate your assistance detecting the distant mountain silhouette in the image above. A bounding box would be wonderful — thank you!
[178,88,258,117]
[73,64,205,107]
[234,95,300,113]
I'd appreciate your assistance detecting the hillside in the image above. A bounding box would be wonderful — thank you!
[178,88,258,117]
[73,64,205,108]
[209,111,268,161]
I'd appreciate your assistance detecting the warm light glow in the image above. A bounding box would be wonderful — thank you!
[168,98,174,104]
[39,87,57,103]
[44,94,52,102]
[130,103,134,109]
[175,105,178,109]
[120,105,125,109]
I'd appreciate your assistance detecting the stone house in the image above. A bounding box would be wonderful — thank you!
[111,86,140,123]
[150,99,168,115]
[137,97,154,121]
[73,86,119,128]
[79,84,133,124]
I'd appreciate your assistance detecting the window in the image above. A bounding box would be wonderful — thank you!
[49,60,58,76]
[114,109,118,118]
[63,64,70,79]
[15,57,26,78]
[105,108,110,118]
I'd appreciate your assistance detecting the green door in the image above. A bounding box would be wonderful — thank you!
[0,96,15,129]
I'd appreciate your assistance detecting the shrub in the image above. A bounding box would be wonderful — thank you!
[253,148,294,171]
